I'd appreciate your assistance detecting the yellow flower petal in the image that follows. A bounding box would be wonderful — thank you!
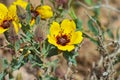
[13,0,28,9]
[61,19,76,34]
[70,31,83,44]
[36,5,53,19]
[48,34,75,51]
[47,19,83,52]
[47,35,57,45]
[12,21,20,33]
[57,45,75,52]
[30,19,35,26]
[50,21,61,37]
[8,5,18,20]
[0,27,8,34]
[0,3,8,23]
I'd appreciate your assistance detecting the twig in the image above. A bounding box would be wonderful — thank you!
[77,1,120,13]
[84,10,117,80]
[64,62,72,80]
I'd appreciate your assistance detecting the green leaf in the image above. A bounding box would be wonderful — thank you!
[68,0,72,8]
[93,6,100,17]
[106,28,114,39]
[0,72,6,80]
[83,32,98,45]
[63,51,78,66]
[116,27,120,40]
[26,3,31,13]
[74,18,83,31]
[47,47,58,57]
[35,16,40,25]
[69,8,77,20]
[42,39,53,57]
[4,31,10,43]
[11,56,25,70]
[21,24,30,34]
[2,58,8,69]
[41,0,44,5]
[42,75,58,80]
[26,3,32,24]
[84,0,92,5]
[87,19,98,36]
[15,41,20,51]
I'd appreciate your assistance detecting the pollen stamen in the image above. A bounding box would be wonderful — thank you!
[56,34,70,46]
[1,20,12,29]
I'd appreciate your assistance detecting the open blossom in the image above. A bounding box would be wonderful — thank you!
[47,19,83,51]
[29,5,53,25]
[36,5,53,19]
[0,3,21,34]
[13,0,53,26]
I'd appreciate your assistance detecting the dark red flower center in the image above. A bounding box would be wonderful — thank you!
[31,10,39,19]
[56,35,70,46]
[1,20,12,29]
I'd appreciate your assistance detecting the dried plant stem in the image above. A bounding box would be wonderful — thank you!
[77,1,120,13]
[84,11,120,80]
[64,62,72,80]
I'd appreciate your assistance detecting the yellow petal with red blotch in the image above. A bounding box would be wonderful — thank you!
[8,5,18,20]
[47,35,57,46]
[36,5,53,19]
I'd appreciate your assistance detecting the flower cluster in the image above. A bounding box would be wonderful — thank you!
[14,0,53,26]
[0,0,53,34]
[0,0,84,79]
[0,0,83,52]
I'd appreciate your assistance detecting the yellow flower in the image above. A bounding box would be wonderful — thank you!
[36,5,53,19]
[48,19,83,51]
[13,0,28,9]
[29,5,53,25]
[0,3,20,34]
[13,0,53,25]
